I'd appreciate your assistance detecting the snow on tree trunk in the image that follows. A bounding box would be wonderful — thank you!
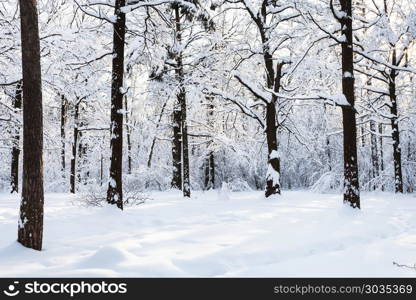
[60,94,68,179]
[378,123,385,191]
[70,101,80,194]
[339,0,360,208]
[124,95,132,175]
[180,88,191,198]
[370,120,379,190]
[172,6,191,197]
[389,49,403,193]
[263,60,283,198]
[171,99,182,189]
[204,100,215,190]
[107,0,126,210]
[10,81,22,194]
[17,0,44,251]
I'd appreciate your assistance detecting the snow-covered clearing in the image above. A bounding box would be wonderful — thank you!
[1,191,416,277]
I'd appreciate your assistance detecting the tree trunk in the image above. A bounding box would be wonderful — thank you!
[124,95,132,174]
[171,100,182,189]
[370,120,379,189]
[379,123,385,191]
[264,59,282,197]
[326,135,332,172]
[173,6,191,197]
[204,101,215,189]
[77,114,86,185]
[107,0,126,209]
[10,81,22,193]
[70,101,80,194]
[148,99,168,168]
[180,88,191,197]
[204,151,215,189]
[60,94,67,178]
[389,49,403,193]
[340,0,360,208]
[171,6,183,191]
[17,0,44,251]
[100,152,104,186]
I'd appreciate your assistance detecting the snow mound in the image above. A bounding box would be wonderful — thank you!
[77,246,133,269]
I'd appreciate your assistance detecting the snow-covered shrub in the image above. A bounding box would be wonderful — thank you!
[310,171,343,193]
[227,178,252,192]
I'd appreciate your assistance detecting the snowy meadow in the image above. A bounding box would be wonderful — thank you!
[1,0,416,280]
[1,190,416,277]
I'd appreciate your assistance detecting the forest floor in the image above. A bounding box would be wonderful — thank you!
[0,190,416,277]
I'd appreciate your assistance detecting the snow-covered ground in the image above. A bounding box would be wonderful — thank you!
[0,190,416,277]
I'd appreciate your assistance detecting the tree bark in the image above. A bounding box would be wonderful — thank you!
[378,123,385,191]
[107,0,126,209]
[60,94,68,178]
[204,101,215,190]
[17,0,44,251]
[264,61,282,197]
[70,101,80,194]
[10,81,22,193]
[148,99,168,168]
[370,120,379,189]
[340,0,360,208]
[124,95,132,174]
[389,49,403,193]
[172,6,191,197]
[171,100,182,189]
[180,88,191,197]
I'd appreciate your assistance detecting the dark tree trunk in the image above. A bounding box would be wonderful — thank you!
[209,152,215,188]
[107,0,126,209]
[204,101,215,190]
[406,139,413,193]
[326,135,332,172]
[77,130,83,185]
[370,120,379,189]
[253,3,282,198]
[264,60,283,197]
[60,94,68,178]
[70,101,80,194]
[172,6,191,197]
[124,96,132,174]
[10,81,22,193]
[100,152,104,186]
[340,0,360,208]
[171,6,183,191]
[360,116,366,147]
[379,123,385,191]
[389,49,403,193]
[180,88,191,197]
[77,112,87,185]
[265,101,281,197]
[148,100,168,168]
[171,101,182,189]
[17,0,44,251]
